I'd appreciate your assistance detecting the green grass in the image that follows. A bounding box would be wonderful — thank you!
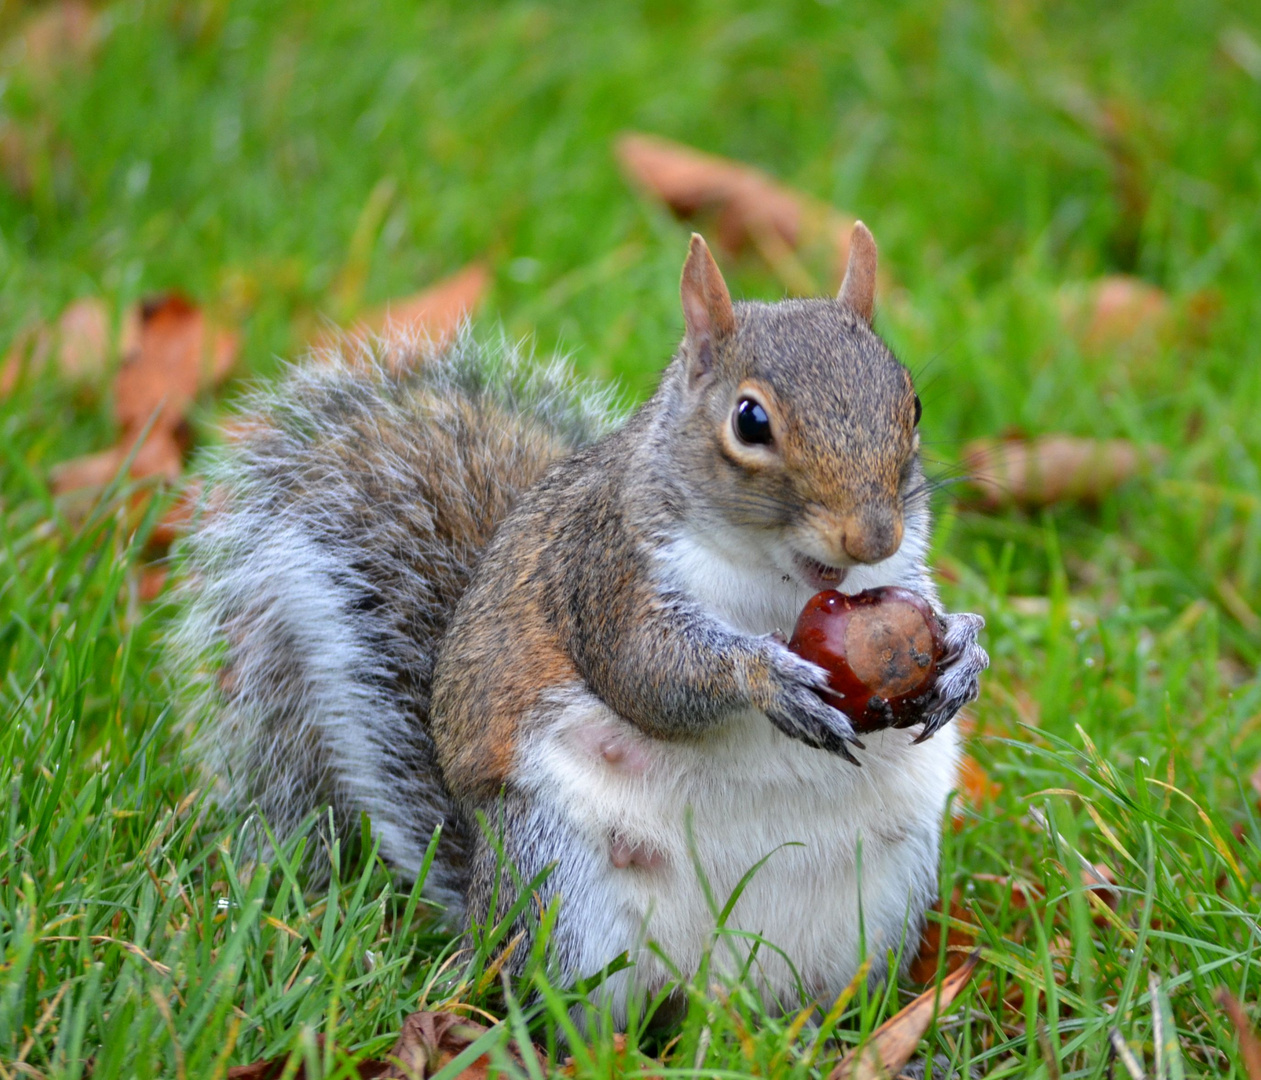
[3,0,1261,1075]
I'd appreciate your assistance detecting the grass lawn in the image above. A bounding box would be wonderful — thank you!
[2,0,1261,1075]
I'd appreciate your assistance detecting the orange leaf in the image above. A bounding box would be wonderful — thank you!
[115,294,238,433]
[615,132,867,292]
[379,1010,497,1080]
[1082,862,1119,914]
[148,481,203,549]
[1,297,112,396]
[317,263,489,359]
[226,1034,390,1080]
[139,567,168,602]
[14,1,98,81]
[961,435,1165,509]
[51,428,183,494]
[957,754,999,809]
[55,297,111,380]
[906,891,976,984]
[1217,991,1261,1080]
[831,952,981,1080]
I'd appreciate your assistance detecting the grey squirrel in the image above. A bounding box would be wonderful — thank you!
[170,224,988,1021]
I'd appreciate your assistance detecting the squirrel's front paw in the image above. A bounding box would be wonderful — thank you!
[752,640,864,764]
[910,611,988,742]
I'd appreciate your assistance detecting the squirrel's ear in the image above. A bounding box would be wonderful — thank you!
[837,221,878,325]
[680,233,736,385]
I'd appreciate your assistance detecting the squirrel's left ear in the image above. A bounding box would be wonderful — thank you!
[680,233,736,386]
[837,221,878,325]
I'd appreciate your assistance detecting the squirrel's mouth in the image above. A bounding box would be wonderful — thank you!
[793,553,849,592]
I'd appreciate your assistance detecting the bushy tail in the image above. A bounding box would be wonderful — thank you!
[167,329,622,913]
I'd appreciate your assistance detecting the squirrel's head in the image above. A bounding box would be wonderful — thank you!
[666,225,925,592]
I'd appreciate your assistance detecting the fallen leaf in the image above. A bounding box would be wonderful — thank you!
[1059,276,1219,355]
[1060,276,1167,352]
[226,1034,390,1080]
[148,481,203,549]
[1082,862,1119,911]
[615,132,869,293]
[1217,990,1261,1080]
[316,263,489,359]
[378,1011,494,1079]
[51,428,183,493]
[956,754,999,812]
[55,297,112,379]
[961,435,1165,509]
[907,892,976,984]
[51,294,236,495]
[114,294,238,432]
[0,298,111,395]
[11,1,98,80]
[972,874,1045,911]
[0,121,34,197]
[139,567,168,602]
[831,952,981,1080]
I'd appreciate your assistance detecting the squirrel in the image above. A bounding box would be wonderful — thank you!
[170,224,988,1023]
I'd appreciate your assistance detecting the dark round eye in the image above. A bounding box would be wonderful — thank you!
[912,394,922,426]
[734,397,773,445]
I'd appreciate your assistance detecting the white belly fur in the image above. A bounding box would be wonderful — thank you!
[513,526,957,1019]
[517,694,957,1018]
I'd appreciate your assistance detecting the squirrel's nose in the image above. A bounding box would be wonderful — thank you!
[841,507,904,564]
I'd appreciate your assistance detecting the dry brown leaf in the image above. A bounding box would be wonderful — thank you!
[0,297,111,395]
[148,481,203,549]
[972,874,1045,911]
[51,428,183,493]
[1059,276,1219,355]
[951,751,999,832]
[12,1,98,79]
[1059,276,1168,352]
[907,892,976,985]
[53,293,238,494]
[380,1010,523,1080]
[962,435,1165,510]
[55,297,112,379]
[615,132,869,293]
[1217,990,1261,1080]
[226,1034,390,1080]
[1082,862,1119,911]
[0,325,45,396]
[0,121,35,197]
[316,263,490,358]
[114,294,238,432]
[831,952,981,1080]
[956,754,999,810]
[138,567,168,602]
[224,1011,525,1080]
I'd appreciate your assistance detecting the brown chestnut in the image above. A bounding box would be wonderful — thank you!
[787,586,946,732]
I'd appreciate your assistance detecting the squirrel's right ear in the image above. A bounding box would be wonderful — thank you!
[837,221,878,325]
[680,233,736,386]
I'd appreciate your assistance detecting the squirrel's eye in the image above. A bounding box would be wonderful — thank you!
[734,397,773,445]
[912,394,922,427]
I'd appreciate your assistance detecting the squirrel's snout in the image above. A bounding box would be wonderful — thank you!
[840,508,903,565]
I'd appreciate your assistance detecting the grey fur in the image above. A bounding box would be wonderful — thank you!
[167,328,622,914]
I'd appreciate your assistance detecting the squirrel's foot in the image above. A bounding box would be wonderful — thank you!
[912,611,988,743]
[754,638,865,764]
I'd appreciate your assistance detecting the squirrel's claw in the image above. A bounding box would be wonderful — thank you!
[756,639,866,765]
[912,611,988,743]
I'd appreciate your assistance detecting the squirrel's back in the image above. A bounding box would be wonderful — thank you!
[168,330,621,911]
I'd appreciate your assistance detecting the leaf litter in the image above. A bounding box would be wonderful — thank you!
[616,132,872,295]
[961,435,1166,510]
[226,1009,520,1080]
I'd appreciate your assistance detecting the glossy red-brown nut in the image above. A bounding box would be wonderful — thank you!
[787,586,946,733]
